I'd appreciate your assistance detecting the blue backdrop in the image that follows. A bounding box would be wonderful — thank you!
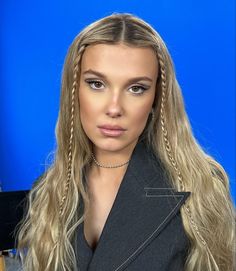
[0,0,235,203]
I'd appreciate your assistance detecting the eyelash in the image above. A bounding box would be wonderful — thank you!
[85,80,149,95]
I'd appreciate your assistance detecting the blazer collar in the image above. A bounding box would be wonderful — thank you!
[82,139,191,271]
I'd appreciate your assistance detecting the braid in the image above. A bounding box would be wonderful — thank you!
[156,45,207,247]
[57,41,207,247]
[58,45,86,230]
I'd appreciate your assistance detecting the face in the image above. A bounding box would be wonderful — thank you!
[78,43,158,153]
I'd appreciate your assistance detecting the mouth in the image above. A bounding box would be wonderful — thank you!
[98,125,126,131]
[98,127,126,137]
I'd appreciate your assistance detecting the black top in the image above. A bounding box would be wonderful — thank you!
[77,222,94,271]
[0,190,29,250]
[74,139,191,271]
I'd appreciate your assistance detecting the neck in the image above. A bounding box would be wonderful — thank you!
[90,162,129,184]
[90,139,138,182]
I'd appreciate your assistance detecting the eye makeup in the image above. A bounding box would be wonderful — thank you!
[84,79,150,96]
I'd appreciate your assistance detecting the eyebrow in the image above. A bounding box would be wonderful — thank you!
[82,69,153,84]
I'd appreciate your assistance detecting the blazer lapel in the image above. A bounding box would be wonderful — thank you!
[87,139,191,271]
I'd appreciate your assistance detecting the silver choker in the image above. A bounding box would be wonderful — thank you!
[91,152,130,168]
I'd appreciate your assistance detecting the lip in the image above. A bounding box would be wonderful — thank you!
[98,125,126,137]
[98,127,125,137]
[98,125,126,131]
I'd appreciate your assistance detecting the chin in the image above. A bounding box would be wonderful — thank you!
[93,139,123,151]
[92,137,138,153]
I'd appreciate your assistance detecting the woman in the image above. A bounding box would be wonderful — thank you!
[16,13,235,271]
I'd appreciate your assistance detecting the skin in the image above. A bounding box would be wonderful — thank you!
[79,43,158,182]
[78,43,158,183]
[78,43,159,249]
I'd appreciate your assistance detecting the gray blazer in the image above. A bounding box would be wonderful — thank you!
[75,139,191,271]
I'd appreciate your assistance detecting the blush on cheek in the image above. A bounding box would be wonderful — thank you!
[133,110,150,131]
[79,99,98,139]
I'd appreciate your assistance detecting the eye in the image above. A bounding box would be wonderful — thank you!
[85,80,104,90]
[129,85,149,95]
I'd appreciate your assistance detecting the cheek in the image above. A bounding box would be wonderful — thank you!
[128,106,152,137]
[132,108,150,126]
[79,91,97,120]
[131,99,153,123]
[79,92,93,133]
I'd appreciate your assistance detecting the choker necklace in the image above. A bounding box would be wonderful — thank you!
[91,152,130,168]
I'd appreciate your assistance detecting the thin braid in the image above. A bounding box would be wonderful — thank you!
[58,45,86,220]
[156,46,207,247]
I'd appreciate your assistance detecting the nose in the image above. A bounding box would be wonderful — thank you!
[106,91,124,118]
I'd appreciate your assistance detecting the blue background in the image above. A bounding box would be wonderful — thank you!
[0,1,235,203]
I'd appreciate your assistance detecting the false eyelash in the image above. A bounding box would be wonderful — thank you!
[129,85,149,95]
[85,79,149,95]
[85,80,104,90]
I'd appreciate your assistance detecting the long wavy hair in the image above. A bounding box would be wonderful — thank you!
[16,13,235,271]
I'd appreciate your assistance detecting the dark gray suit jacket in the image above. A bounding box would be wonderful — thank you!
[75,139,191,271]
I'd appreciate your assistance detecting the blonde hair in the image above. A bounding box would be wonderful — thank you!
[16,13,235,270]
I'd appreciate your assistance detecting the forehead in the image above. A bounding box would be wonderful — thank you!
[80,43,158,78]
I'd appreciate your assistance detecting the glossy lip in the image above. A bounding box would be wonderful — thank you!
[98,124,126,131]
[98,125,126,137]
[98,127,125,137]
